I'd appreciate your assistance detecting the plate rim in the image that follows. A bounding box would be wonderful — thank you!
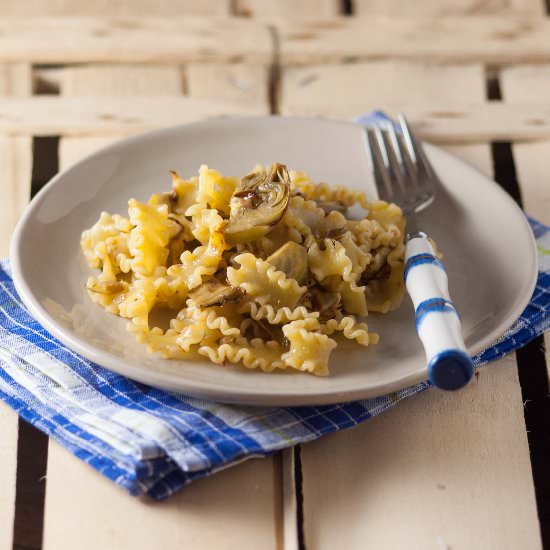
[9,115,539,405]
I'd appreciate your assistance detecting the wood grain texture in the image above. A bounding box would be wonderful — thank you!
[302,359,541,549]
[0,17,273,64]
[299,62,541,549]
[235,0,340,17]
[277,16,550,64]
[354,0,546,16]
[0,0,230,16]
[0,63,32,550]
[44,64,281,550]
[186,64,269,104]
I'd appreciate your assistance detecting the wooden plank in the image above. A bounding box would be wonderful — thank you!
[0,63,32,96]
[299,62,541,549]
[235,0,340,17]
[186,64,269,104]
[0,96,269,137]
[500,65,550,375]
[302,359,541,549]
[354,0,545,17]
[281,449,299,550]
[277,16,550,65]
[0,0,231,16]
[0,403,19,550]
[0,96,550,142]
[500,65,550,220]
[0,63,32,550]
[279,61,550,142]
[0,136,32,257]
[0,16,550,66]
[44,441,279,550]
[281,62,486,111]
[0,17,273,64]
[44,65,281,550]
[501,64,550,102]
[61,64,183,96]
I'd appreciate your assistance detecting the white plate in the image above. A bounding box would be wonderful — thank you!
[10,117,538,405]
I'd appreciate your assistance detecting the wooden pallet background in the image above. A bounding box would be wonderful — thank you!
[1,1,549,549]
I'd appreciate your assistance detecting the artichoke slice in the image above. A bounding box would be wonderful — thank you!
[188,279,244,308]
[223,163,290,244]
[266,242,308,284]
[86,280,128,294]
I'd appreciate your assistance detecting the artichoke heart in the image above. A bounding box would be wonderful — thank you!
[266,242,308,284]
[223,163,290,244]
[188,279,244,308]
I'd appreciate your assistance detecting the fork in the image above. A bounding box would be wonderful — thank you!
[365,114,474,391]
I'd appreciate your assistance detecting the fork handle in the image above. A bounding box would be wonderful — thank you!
[405,233,474,390]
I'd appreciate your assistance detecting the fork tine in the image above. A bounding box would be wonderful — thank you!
[380,123,407,203]
[366,127,392,202]
[397,114,436,181]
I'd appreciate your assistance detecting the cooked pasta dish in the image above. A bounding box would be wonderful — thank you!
[81,163,405,376]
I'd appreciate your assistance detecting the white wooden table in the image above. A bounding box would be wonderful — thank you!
[1,2,549,549]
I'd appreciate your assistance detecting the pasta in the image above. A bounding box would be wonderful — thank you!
[81,163,406,376]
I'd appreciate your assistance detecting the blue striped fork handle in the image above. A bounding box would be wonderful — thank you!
[404,232,474,390]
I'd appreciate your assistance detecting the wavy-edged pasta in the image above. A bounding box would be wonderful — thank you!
[321,316,378,346]
[81,163,406,376]
[227,253,307,309]
[239,301,319,324]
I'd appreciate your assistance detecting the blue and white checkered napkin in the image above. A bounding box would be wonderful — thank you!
[1,217,548,499]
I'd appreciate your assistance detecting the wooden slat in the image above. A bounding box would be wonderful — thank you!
[0,136,32,256]
[500,65,550,374]
[277,16,550,65]
[0,0,231,16]
[501,64,550,102]
[0,96,269,137]
[302,359,541,549]
[0,63,33,96]
[61,64,183,96]
[0,96,549,142]
[0,400,19,550]
[298,62,541,550]
[354,0,545,17]
[186,64,269,104]
[44,441,280,550]
[44,64,281,550]
[0,17,273,64]
[279,61,550,142]
[281,62,486,110]
[0,17,549,66]
[235,0,340,17]
[0,63,32,550]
